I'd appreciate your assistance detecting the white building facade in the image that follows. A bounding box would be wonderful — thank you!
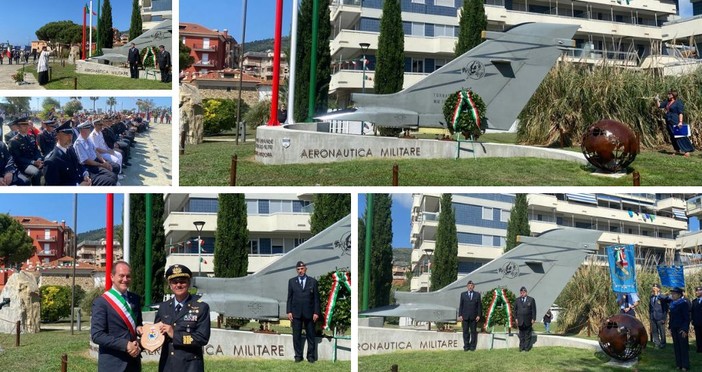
[163,194,314,277]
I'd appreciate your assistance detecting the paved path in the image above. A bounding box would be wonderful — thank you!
[0,62,44,90]
[121,121,172,186]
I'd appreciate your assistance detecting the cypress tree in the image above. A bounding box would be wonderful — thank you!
[214,194,249,278]
[129,194,145,300]
[358,217,366,307]
[128,0,143,41]
[129,194,167,304]
[310,194,351,235]
[505,194,531,252]
[369,194,393,308]
[99,0,114,49]
[375,0,404,94]
[431,194,458,291]
[455,0,487,57]
[293,0,332,122]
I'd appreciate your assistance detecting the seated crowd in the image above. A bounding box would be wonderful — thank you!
[0,113,150,186]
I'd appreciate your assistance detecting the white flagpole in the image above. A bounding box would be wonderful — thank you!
[286,0,299,124]
[89,0,93,58]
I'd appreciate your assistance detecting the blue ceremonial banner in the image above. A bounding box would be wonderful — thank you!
[672,124,691,138]
[607,245,637,293]
[657,265,685,288]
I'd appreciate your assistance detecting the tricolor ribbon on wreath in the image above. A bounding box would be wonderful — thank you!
[484,288,514,329]
[450,89,481,133]
[323,271,351,330]
[142,46,157,67]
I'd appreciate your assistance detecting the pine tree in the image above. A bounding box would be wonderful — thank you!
[310,194,351,235]
[375,0,404,95]
[128,0,143,41]
[129,194,167,304]
[293,0,332,122]
[431,194,458,291]
[369,194,393,308]
[99,0,114,49]
[214,194,249,278]
[0,214,35,268]
[505,194,531,252]
[455,0,487,57]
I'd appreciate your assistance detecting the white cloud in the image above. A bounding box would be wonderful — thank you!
[391,194,413,209]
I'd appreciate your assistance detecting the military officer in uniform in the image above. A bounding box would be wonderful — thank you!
[8,117,43,185]
[691,286,702,353]
[458,280,482,351]
[286,261,321,363]
[514,286,537,352]
[649,283,670,349]
[668,287,690,371]
[38,119,58,156]
[0,139,26,186]
[73,121,118,186]
[43,120,91,186]
[155,264,211,372]
[4,120,19,143]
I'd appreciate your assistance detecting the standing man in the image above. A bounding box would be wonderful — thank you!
[287,261,320,363]
[91,261,144,372]
[691,286,702,353]
[155,264,211,372]
[649,284,669,349]
[668,287,690,371]
[458,280,481,351]
[617,291,640,317]
[37,46,50,85]
[128,43,139,79]
[514,286,536,352]
[7,117,43,185]
[157,45,171,83]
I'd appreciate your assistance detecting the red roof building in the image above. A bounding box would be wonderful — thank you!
[12,216,72,266]
[180,22,238,74]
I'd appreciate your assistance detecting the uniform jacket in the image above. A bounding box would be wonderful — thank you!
[649,294,670,322]
[458,290,482,320]
[668,297,690,332]
[91,291,143,372]
[42,146,85,186]
[157,50,171,70]
[154,294,211,372]
[128,47,140,65]
[691,296,702,327]
[514,296,537,327]
[0,142,17,177]
[286,275,320,319]
[38,130,57,157]
[3,130,16,143]
[8,134,42,170]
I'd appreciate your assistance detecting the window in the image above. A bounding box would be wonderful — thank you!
[411,58,424,73]
[45,229,51,239]
[43,243,50,253]
[259,238,272,254]
[411,22,425,36]
[434,0,454,6]
[203,38,210,49]
[249,240,259,254]
[202,53,209,63]
[434,58,449,70]
[434,24,454,37]
[412,0,425,3]
[272,239,284,254]
[187,198,218,213]
[294,238,307,247]
[501,210,510,222]
[258,200,270,214]
[246,200,257,215]
[482,207,493,220]
[482,235,493,246]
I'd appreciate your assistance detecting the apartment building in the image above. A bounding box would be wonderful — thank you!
[241,50,289,81]
[410,193,694,292]
[163,194,315,277]
[76,239,123,268]
[12,216,72,266]
[329,0,699,106]
[140,0,173,31]
[180,22,238,74]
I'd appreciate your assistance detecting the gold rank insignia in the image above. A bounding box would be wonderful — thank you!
[173,265,182,274]
[183,335,192,345]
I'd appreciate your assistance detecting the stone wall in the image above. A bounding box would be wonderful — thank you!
[0,271,41,334]
[39,275,95,292]
[198,89,260,108]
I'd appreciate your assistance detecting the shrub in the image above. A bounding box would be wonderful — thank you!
[203,98,248,135]
[81,286,105,316]
[243,100,271,130]
[40,285,72,322]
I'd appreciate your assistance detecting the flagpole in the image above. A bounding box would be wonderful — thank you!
[96,0,101,54]
[286,0,299,124]
[82,5,87,60]
[70,194,78,335]
[89,0,93,58]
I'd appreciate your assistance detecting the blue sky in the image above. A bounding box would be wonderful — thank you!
[358,194,413,249]
[180,0,293,42]
[0,194,124,233]
[0,0,137,46]
[22,96,172,112]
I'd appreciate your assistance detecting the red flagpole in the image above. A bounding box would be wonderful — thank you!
[82,6,87,60]
[105,194,114,290]
[267,0,284,126]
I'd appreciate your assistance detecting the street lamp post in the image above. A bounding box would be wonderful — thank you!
[424,247,434,330]
[193,221,206,277]
[359,42,370,93]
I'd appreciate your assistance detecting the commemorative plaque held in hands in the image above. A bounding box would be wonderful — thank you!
[141,322,165,352]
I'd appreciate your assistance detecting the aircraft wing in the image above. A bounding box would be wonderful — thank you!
[200,291,279,320]
[360,303,456,323]
[316,107,419,127]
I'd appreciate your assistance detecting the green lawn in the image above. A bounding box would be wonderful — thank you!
[359,344,696,372]
[0,330,350,372]
[179,139,702,186]
[25,63,168,90]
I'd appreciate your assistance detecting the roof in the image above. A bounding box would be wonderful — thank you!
[182,68,266,84]
[180,22,233,40]
[13,216,65,227]
[22,256,100,272]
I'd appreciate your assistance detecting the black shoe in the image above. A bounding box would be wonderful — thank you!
[295,359,303,363]
[308,359,316,363]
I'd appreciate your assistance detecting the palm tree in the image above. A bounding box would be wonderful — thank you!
[89,97,99,113]
[106,97,117,113]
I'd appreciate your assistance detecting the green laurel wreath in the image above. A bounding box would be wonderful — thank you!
[443,89,486,139]
[480,287,517,331]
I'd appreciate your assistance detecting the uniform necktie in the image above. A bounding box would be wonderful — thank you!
[523,297,526,303]
[175,303,182,313]
[469,292,472,301]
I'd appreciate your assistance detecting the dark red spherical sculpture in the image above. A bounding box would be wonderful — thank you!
[581,120,639,173]
[598,314,648,361]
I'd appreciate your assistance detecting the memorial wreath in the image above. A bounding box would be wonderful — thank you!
[442,89,486,140]
[481,287,516,332]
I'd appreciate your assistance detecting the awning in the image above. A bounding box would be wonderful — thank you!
[566,193,597,205]
[597,194,621,203]
[672,208,687,220]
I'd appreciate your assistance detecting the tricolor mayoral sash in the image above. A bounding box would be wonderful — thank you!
[102,288,137,339]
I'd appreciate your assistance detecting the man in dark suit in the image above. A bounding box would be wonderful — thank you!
[514,286,537,352]
[286,261,320,363]
[649,283,670,349]
[91,261,144,372]
[668,287,690,371]
[691,286,702,353]
[157,45,171,83]
[458,280,481,351]
[155,264,211,372]
[43,120,91,186]
[8,117,43,185]
[0,140,26,186]
[128,43,140,79]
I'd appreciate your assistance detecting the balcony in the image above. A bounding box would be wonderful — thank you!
[37,249,56,257]
[329,69,428,94]
[330,30,458,58]
[193,60,216,68]
[192,44,217,52]
[36,236,56,242]
[687,195,702,217]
